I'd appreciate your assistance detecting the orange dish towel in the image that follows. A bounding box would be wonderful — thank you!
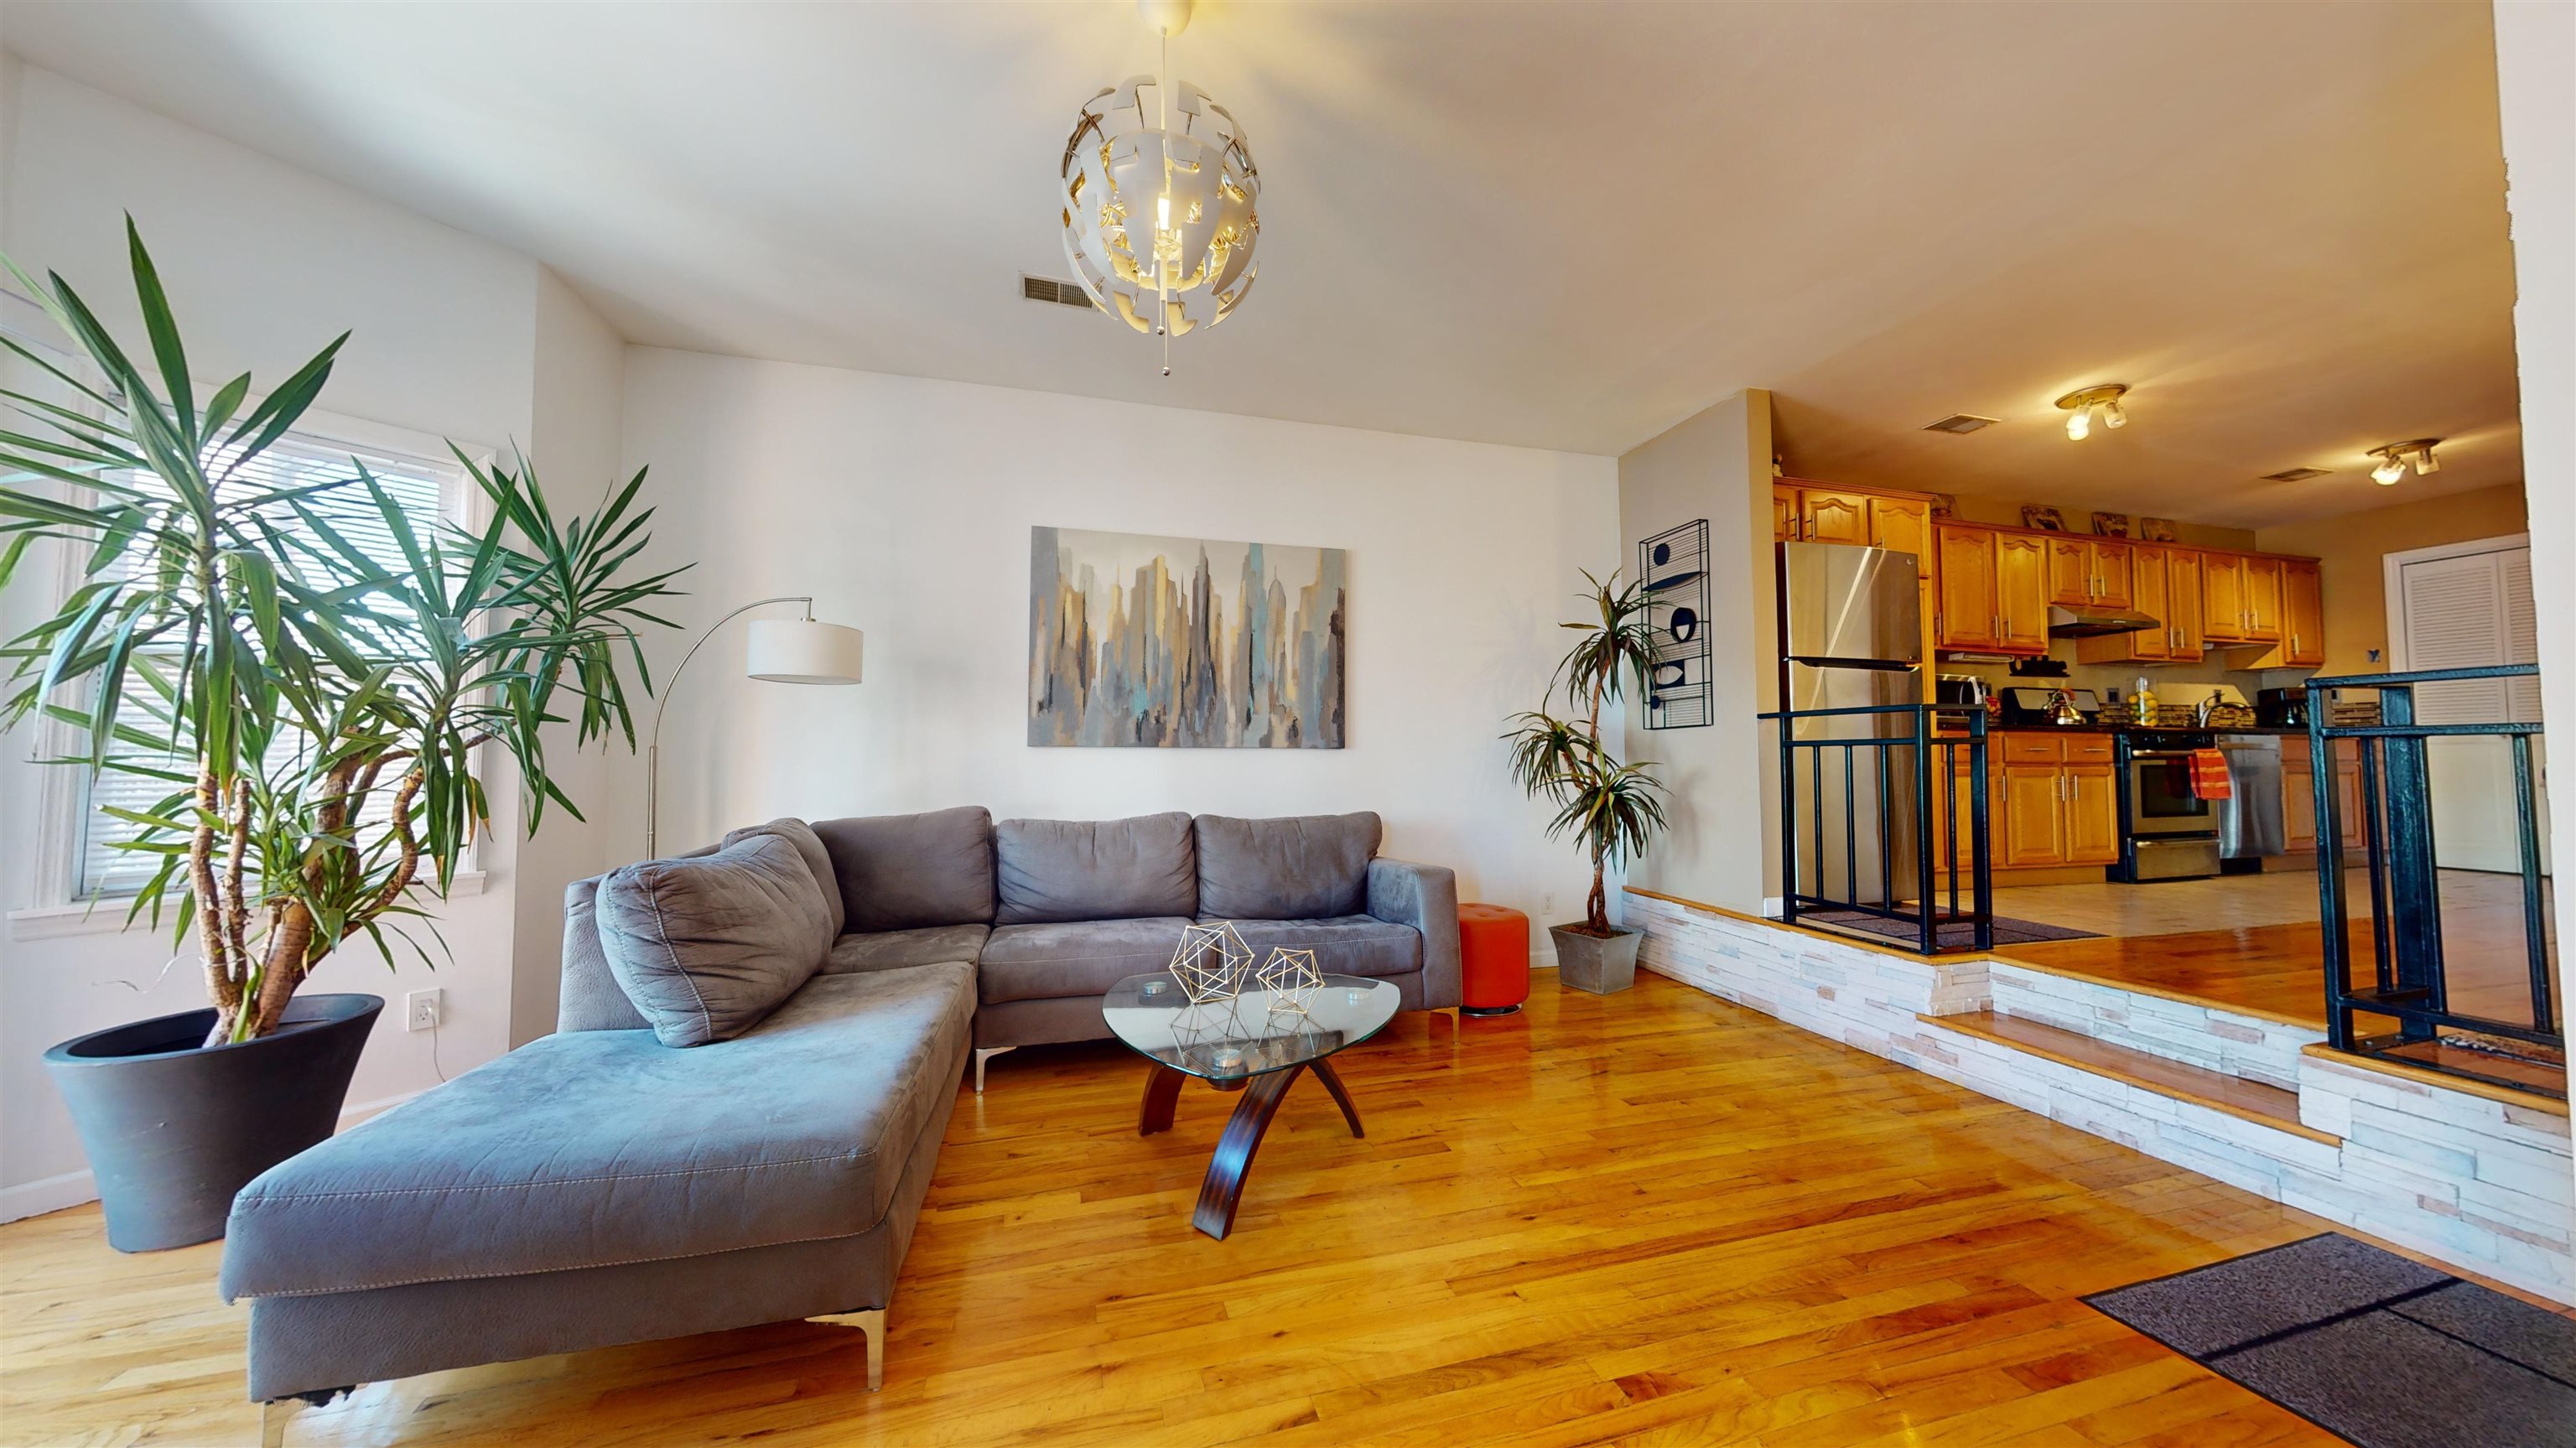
[2189,748,2234,801]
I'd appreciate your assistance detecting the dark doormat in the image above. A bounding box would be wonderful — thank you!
[2084,1233,2576,1447]
[1796,911,2098,947]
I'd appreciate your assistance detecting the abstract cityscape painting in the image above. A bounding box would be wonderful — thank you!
[1030,526,1346,748]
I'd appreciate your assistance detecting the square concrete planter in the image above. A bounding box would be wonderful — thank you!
[1550,925,1639,994]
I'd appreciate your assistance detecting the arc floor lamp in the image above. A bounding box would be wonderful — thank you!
[646,595,865,857]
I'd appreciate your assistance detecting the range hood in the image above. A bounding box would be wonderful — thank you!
[2046,604,2161,638]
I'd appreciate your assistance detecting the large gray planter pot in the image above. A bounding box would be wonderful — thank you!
[1550,925,1639,994]
[44,994,381,1252]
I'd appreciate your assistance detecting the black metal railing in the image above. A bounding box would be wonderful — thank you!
[2307,665,2563,1099]
[1760,703,1994,954]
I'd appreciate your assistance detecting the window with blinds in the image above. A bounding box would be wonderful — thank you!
[76,431,458,897]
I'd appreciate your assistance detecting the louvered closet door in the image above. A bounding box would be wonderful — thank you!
[2395,545,2544,875]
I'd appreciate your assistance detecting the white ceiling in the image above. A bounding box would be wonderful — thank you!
[0,1,2525,528]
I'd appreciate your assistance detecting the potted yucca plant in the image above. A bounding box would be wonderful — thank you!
[1504,570,1670,994]
[3,221,688,1249]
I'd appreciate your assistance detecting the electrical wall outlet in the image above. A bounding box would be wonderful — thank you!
[406,988,442,1033]
[1541,891,1557,916]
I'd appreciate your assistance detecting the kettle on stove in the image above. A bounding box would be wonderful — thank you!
[2045,688,2083,727]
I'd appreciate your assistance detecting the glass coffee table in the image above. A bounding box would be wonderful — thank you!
[1102,972,1400,1239]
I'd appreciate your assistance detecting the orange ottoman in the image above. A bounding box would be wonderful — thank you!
[1458,903,1531,1016]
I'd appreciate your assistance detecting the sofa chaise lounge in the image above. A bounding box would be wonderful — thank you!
[221,809,1456,1440]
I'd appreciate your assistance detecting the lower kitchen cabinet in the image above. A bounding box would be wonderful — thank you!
[1934,733,2119,874]
[2001,762,2067,867]
[2283,739,2366,852]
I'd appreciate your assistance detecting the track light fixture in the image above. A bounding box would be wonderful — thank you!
[2367,439,2442,485]
[2055,384,2129,441]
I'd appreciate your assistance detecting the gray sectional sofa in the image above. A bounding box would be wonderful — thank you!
[221,808,1456,1433]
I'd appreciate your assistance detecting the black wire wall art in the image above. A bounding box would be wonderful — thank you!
[1639,519,1712,729]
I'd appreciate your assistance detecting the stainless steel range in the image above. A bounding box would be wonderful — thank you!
[2112,729,2221,881]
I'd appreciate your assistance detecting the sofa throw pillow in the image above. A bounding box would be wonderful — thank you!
[1194,812,1382,921]
[723,817,844,937]
[595,832,834,1047]
[995,812,1197,924]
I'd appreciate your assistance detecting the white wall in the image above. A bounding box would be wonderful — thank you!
[2490,0,2576,1206]
[1617,390,1776,913]
[509,271,628,1046]
[609,347,1620,934]
[0,61,622,1217]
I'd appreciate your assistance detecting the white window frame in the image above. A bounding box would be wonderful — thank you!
[7,340,496,936]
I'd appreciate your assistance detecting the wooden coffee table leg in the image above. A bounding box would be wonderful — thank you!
[1139,1063,1185,1135]
[1310,1057,1364,1139]
[1192,1065,1302,1240]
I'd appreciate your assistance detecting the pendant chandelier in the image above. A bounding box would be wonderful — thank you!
[1059,0,1260,375]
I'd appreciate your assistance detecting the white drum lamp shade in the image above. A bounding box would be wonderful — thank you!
[746,618,865,685]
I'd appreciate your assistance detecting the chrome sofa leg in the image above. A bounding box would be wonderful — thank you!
[973,1046,1014,1093]
[809,1308,886,1391]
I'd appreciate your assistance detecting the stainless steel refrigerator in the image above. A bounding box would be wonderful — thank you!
[1778,542,1925,909]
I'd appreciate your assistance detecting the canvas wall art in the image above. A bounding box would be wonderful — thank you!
[1030,526,1346,748]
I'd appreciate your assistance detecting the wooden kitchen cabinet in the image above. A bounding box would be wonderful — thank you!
[2281,560,2324,667]
[1995,532,2049,651]
[2165,549,2205,660]
[1803,489,1872,545]
[2202,552,2247,643]
[2243,557,2283,642]
[1773,484,1797,542]
[2000,762,2069,867]
[2046,537,2133,610]
[1868,496,1933,578]
[1935,523,2000,649]
[2063,763,2120,865]
[1932,522,2050,656]
[2076,542,2186,665]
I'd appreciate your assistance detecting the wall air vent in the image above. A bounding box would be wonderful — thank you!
[1923,414,2000,434]
[1021,275,1099,310]
[2260,466,2330,483]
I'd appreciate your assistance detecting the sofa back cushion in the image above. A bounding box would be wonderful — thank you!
[812,807,997,932]
[1194,812,1382,920]
[996,812,1197,925]
[723,817,844,937]
[595,832,835,1047]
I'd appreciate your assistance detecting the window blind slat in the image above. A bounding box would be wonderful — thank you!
[79,433,454,896]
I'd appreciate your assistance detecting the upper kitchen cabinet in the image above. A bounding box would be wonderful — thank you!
[1867,496,1934,579]
[1934,522,2048,656]
[2075,544,2210,666]
[2243,556,2284,642]
[2045,537,2133,610]
[1774,480,1872,544]
[2282,561,2324,667]
[1773,480,1934,558]
[2202,551,2249,643]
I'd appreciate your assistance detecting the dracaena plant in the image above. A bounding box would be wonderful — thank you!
[1504,569,1670,935]
[0,220,688,1045]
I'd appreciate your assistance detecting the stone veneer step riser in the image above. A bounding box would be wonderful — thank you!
[1625,890,2573,1306]
[1985,962,2323,1092]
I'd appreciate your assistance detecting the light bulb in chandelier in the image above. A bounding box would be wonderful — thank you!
[2103,398,2127,429]
[2371,455,2406,485]
[2413,444,2439,475]
[2065,407,2091,441]
[1058,0,1260,375]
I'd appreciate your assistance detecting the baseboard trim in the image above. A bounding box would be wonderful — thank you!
[0,1085,428,1224]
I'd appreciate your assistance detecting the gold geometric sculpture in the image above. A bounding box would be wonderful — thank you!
[1254,947,1322,1018]
[1168,921,1254,1004]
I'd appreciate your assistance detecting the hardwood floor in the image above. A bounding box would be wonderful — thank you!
[1994,869,2562,1038]
[11,974,2558,1446]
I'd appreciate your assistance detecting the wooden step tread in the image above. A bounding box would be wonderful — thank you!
[1920,1009,2340,1144]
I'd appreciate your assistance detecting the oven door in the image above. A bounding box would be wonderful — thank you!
[2127,749,2215,836]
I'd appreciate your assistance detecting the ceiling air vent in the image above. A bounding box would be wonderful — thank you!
[2260,466,2330,483]
[1021,275,1099,311]
[1923,414,1999,434]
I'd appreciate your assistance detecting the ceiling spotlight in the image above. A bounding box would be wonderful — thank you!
[2366,439,2442,485]
[2055,384,2129,441]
